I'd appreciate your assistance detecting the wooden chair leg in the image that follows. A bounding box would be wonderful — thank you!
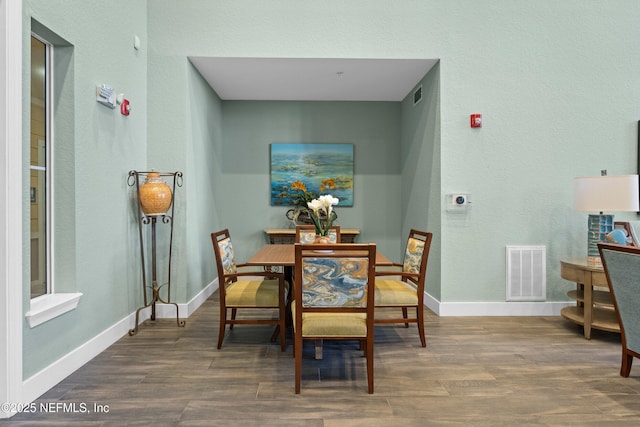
[621,350,634,377]
[295,334,302,393]
[291,332,296,358]
[285,299,293,328]
[279,303,287,352]
[217,306,227,349]
[417,306,426,348]
[230,308,237,330]
[366,338,374,394]
[270,326,278,342]
[402,307,409,328]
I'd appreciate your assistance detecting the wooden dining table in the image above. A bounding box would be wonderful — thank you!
[245,244,392,359]
[245,243,392,270]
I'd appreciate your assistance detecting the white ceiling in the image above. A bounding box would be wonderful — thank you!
[188,57,438,102]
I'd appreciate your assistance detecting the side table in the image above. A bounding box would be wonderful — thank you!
[264,228,360,244]
[560,258,619,339]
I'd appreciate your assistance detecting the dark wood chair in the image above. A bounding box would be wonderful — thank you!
[598,242,640,377]
[374,229,433,347]
[294,224,341,244]
[211,229,288,351]
[293,243,376,393]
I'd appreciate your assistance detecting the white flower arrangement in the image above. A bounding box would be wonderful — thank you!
[307,194,339,236]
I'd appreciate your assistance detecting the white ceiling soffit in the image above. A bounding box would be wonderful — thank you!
[188,57,438,102]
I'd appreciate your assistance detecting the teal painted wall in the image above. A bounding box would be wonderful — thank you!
[24,0,148,377]
[20,0,640,380]
[435,2,640,302]
[400,64,442,300]
[220,101,402,262]
[185,65,224,297]
[145,0,640,306]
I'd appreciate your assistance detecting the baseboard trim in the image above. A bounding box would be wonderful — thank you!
[22,279,218,404]
[148,280,217,319]
[424,292,572,316]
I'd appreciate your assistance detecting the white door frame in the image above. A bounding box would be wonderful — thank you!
[1,0,24,419]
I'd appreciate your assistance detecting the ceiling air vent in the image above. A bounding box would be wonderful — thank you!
[413,85,422,106]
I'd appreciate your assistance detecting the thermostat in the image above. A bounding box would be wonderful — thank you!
[446,194,471,212]
[454,195,467,205]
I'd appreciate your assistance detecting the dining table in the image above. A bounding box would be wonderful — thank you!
[245,243,392,359]
[246,243,392,269]
[246,243,392,290]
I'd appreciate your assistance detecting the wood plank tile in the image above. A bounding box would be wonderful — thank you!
[7,293,640,425]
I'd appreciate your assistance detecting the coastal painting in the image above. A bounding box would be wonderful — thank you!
[270,143,354,206]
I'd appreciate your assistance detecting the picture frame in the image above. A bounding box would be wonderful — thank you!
[270,143,354,206]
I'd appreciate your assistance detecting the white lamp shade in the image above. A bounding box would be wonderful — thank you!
[574,174,640,212]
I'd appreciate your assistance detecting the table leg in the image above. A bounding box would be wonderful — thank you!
[315,339,323,359]
[583,278,593,339]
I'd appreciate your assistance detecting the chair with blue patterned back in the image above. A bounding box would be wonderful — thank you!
[293,242,376,393]
[295,224,341,244]
[211,229,288,351]
[374,229,433,347]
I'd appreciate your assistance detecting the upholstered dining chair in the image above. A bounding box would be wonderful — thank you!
[374,229,433,347]
[295,224,341,244]
[293,243,376,394]
[598,242,640,377]
[211,229,288,351]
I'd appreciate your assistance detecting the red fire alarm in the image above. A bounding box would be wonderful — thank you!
[470,114,482,128]
[121,99,131,116]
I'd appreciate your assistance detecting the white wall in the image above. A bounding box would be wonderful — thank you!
[1,0,24,418]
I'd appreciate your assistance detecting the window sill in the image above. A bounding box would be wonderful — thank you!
[25,293,83,328]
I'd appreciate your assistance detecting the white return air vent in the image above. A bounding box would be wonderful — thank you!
[506,245,546,301]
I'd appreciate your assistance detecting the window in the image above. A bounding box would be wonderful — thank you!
[30,34,50,299]
[26,29,82,327]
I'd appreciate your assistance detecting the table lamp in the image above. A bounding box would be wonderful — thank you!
[574,170,639,266]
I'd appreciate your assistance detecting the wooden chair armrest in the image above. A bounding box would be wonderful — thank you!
[236,262,263,270]
[387,262,404,268]
[226,271,285,280]
[374,263,403,272]
[375,271,419,280]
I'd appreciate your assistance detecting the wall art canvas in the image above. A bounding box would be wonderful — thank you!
[270,143,354,206]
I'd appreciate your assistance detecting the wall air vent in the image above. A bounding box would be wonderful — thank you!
[506,245,546,301]
[413,85,422,106]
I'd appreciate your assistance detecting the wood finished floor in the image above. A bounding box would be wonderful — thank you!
[7,293,640,426]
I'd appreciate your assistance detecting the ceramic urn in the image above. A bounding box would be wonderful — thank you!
[139,171,172,215]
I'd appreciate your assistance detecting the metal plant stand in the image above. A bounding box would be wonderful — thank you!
[127,170,185,335]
